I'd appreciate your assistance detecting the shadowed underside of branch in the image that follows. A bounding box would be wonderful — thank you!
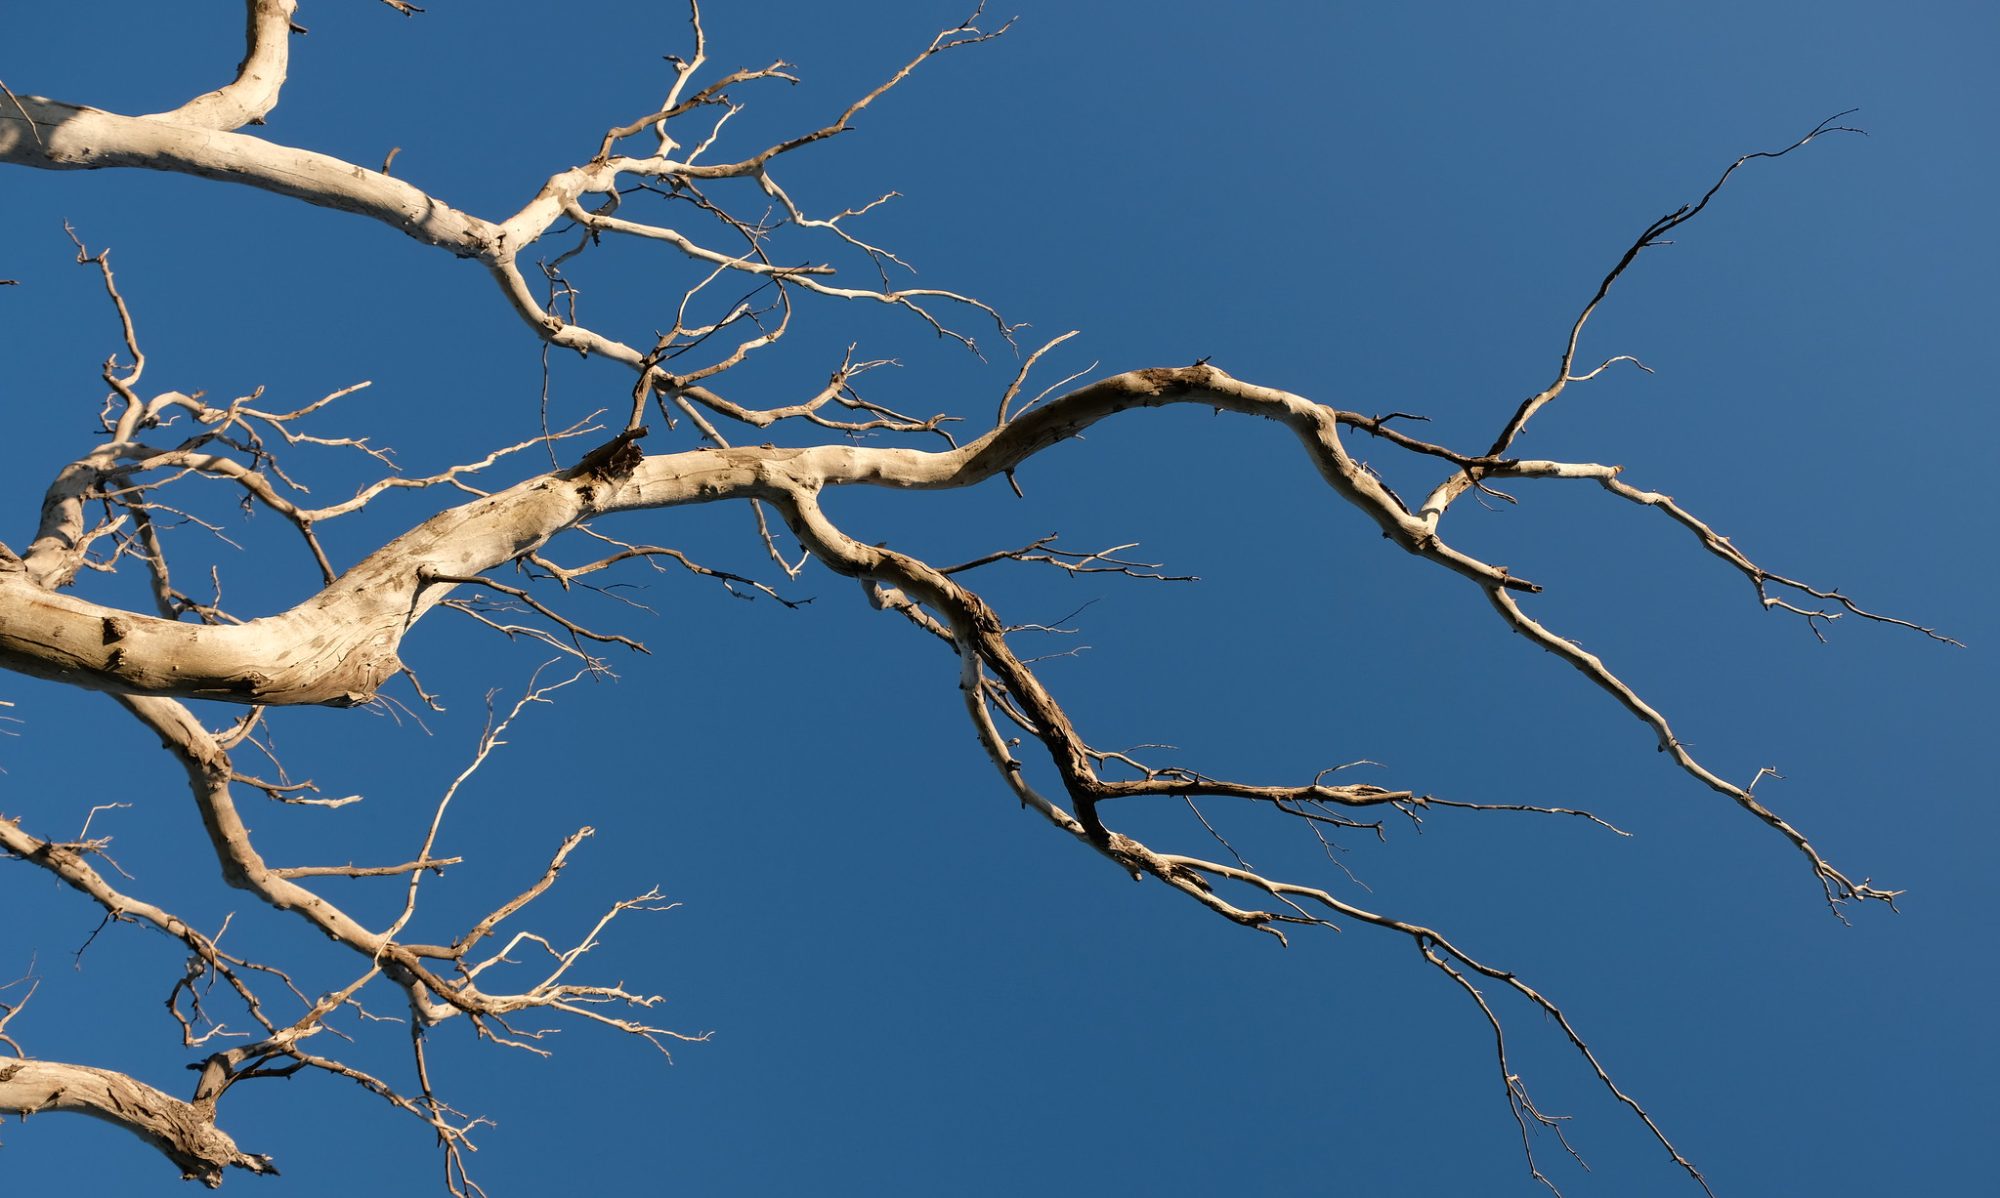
[0,2,1954,1195]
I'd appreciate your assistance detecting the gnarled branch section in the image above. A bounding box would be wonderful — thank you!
[0,1059,275,1185]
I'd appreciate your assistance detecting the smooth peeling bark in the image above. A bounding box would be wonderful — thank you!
[0,98,501,258]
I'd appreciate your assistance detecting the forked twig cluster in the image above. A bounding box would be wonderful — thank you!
[0,3,1954,1194]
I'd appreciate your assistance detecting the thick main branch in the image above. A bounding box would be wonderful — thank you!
[0,1059,274,1184]
[0,366,1521,705]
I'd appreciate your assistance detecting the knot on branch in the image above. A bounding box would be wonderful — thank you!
[564,425,649,483]
[1134,362,1228,397]
[1105,832,1213,892]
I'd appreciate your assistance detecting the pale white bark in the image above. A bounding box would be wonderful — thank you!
[1,467,590,704]
[141,0,298,131]
[0,96,501,254]
[0,4,1949,1194]
[0,365,1526,711]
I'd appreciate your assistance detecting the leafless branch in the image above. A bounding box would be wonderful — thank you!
[0,6,1951,1192]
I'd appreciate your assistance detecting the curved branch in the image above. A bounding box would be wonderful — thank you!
[0,1059,275,1184]
[1483,586,1892,908]
[0,98,500,256]
[0,10,1949,1191]
[143,0,298,131]
[1,8,1013,441]
[0,365,1523,706]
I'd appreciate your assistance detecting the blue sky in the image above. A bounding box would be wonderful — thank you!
[2,2,1993,1195]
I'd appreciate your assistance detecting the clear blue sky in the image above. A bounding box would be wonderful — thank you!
[2,3,1992,1195]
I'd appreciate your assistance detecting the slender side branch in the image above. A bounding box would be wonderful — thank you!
[1422,112,1864,521]
[1484,586,1895,910]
